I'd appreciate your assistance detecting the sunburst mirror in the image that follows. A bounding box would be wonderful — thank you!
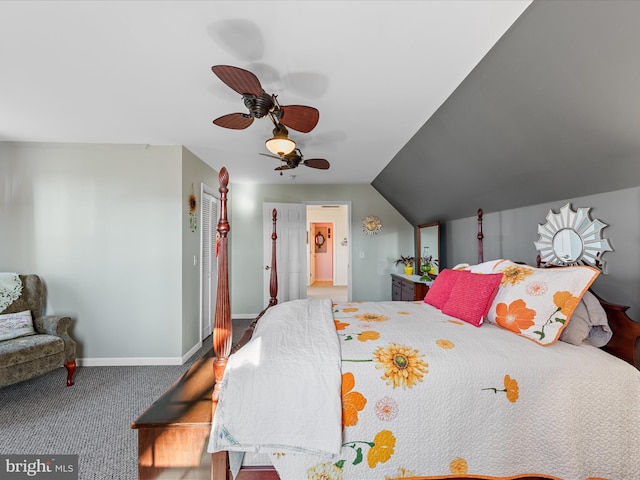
[534,203,613,271]
[362,216,382,236]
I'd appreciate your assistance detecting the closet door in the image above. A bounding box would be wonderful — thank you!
[201,192,218,339]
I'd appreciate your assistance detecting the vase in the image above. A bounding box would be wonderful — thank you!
[404,265,414,275]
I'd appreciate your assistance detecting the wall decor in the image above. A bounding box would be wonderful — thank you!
[188,184,197,232]
[362,215,382,236]
[315,228,327,253]
[534,203,613,271]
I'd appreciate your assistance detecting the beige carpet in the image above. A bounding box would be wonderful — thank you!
[307,282,348,302]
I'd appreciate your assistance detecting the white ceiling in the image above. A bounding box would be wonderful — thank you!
[0,0,531,184]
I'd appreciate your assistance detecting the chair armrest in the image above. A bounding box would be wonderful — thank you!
[34,315,77,363]
[34,315,71,335]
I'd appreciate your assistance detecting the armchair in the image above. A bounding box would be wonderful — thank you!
[0,274,77,387]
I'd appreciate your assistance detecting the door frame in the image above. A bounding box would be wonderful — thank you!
[263,201,352,304]
[305,201,352,301]
[200,183,219,342]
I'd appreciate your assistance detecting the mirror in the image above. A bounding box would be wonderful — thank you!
[315,232,325,247]
[416,221,440,279]
[534,203,613,271]
[552,228,583,262]
[362,215,382,236]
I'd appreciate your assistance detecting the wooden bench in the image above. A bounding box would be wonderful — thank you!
[131,350,214,480]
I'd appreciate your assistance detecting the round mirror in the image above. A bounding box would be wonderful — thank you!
[315,232,325,246]
[534,203,613,271]
[361,215,382,236]
[552,228,583,262]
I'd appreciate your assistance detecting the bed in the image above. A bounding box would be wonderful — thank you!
[207,167,640,480]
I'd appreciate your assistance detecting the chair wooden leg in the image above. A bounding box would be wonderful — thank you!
[65,360,76,386]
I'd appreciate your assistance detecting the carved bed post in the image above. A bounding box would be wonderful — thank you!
[477,208,484,264]
[213,167,231,396]
[212,167,230,480]
[268,208,278,308]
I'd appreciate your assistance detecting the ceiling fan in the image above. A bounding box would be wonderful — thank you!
[260,148,330,175]
[211,65,320,133]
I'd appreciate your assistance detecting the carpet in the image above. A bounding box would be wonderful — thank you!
[0,331,240,480]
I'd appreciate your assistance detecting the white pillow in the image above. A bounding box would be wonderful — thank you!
[462,259,504,274]
[0,310,35,341]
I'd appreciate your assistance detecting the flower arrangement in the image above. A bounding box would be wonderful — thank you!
[394,255,415,267]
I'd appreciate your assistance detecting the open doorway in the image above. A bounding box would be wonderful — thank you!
[306,204,349,302]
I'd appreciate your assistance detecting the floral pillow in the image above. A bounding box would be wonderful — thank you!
[486,260,600,345]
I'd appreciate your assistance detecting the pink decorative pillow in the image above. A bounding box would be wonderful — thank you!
[424,269,470,309]
[441,273,503,327]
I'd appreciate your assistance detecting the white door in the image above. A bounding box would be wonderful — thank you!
[309,224,317,286]
[202,192,218,339]
[263,203,306,304]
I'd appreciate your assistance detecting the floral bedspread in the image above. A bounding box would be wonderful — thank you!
[267,300,640,480]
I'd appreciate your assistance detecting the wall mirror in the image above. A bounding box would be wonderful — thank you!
[534,203,613,271]
[416,221,440,278]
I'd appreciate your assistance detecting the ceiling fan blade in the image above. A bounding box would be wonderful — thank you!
[279,105,320,133]
[303,158,330,170]
[275,165,294,171]
[259,152,282,160]
[212,65,262,96]
[213,113,254,130]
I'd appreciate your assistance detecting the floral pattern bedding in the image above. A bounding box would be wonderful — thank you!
[218,300,640,480]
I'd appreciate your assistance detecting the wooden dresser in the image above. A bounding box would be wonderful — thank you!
[391,273,432,301]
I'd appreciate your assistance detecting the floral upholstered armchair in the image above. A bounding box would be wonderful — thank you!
[0,274,77,387]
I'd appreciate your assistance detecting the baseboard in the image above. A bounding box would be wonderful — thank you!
[76,321,256,367]
[77,357,185,367]
[232,313,259,319]
[182,340,203,363]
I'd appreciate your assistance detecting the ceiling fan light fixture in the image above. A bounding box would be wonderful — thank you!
[265,124,296,156]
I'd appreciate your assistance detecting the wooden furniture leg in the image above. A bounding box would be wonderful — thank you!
[65,360,76,386]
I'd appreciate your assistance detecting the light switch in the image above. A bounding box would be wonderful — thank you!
[193,254,197,266]
[359,251,365,259]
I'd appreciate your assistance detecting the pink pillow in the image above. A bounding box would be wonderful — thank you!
[441,272,503,327]
[424,269,471,309]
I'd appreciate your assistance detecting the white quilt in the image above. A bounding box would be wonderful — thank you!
[212,300,640,480]
[208,299,342,458]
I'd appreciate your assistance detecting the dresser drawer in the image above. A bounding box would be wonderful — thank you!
[401,282,415,299]
[391,274,429,301]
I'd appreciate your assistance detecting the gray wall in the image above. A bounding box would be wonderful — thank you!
[373,0,640,225]
[228,182,414,315]
[446,187,640,319]
[0,142,218,364]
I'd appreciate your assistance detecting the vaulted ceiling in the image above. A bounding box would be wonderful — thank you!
[373,0,640,223]
[0,0,529,186]
[2,1,638,224]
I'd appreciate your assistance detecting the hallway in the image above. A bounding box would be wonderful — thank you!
[307,280,348,302]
